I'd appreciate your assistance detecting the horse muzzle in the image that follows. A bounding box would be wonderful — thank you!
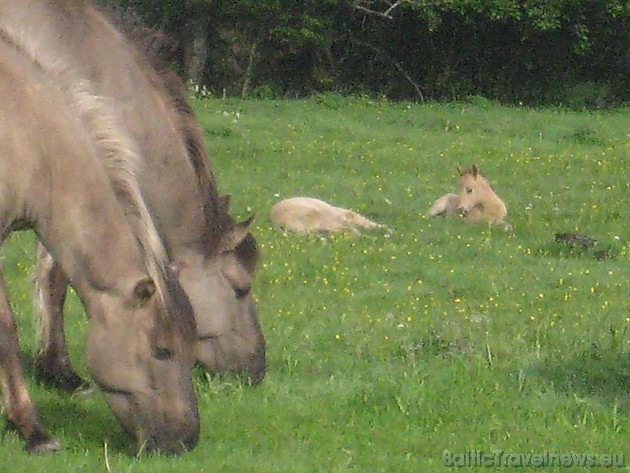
[197,333,266,385]
[134,416,199,455]
[455,207,468,217]
[99,384,200,455]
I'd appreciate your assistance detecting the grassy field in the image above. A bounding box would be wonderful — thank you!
[1,97,628,472]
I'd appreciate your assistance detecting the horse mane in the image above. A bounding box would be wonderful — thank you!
[70,80,174,305]
[0,26,174,309]
[99,5,252,257]
[155,73,260,268]
[151,67,232,251]
[158,72,260,267]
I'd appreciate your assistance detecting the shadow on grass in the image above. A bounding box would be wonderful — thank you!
[534,348,630,413]
[36,394,130,453]
[15,351,131,454]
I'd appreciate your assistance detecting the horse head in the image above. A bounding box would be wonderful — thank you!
[455,164,485,216]
[174,196,265,384]
[453,164,509,226]
[83,269,199,454]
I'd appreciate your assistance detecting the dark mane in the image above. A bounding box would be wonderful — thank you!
[1,14,187,319]
[97,5,240,254]
[153,66,232,250]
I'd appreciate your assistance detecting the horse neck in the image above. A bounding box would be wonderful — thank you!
[109,14,226,253]
[3,0,224,258]
[476,179,507,217]
[37,156,148,300]
[125,55,227,257]
[0,31,148,301]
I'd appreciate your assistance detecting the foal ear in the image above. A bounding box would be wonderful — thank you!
[132,277,156,305]
[456,166,463,176]
[220,215,256,252]
[471,164,479,178]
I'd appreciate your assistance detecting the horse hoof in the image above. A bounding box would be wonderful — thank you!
[35,362,88,393]
[55,373,89,393]
[25,432,61,454]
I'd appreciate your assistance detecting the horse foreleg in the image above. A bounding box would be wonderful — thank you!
[462,205,486,223]
[428,194,459,217]
[0,268,59,452]
[34,243,86,392]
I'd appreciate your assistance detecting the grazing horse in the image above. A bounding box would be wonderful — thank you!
[428,165,512,230]
[0,35,198,453]
[0,0,265,386]
[270,197,385,234]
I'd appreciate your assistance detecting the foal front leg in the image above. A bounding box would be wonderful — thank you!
[34,244,86,392]
[0,268,59,452]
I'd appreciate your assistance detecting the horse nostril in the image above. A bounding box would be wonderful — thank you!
[152,346,173,361]
[234,285,251,300]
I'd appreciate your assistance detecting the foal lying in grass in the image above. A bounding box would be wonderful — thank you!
[428,165,512,230]
[271,197,384,234]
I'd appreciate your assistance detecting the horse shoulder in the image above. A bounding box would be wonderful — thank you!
[270,199,318,232]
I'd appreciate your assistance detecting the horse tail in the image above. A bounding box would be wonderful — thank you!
[33,243,60,358]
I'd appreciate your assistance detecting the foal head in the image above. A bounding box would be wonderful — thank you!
[455,164,495,215]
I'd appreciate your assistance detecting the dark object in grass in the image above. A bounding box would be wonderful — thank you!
[593,249,610,261]
[554,232,598,249]
[408,332,470,358]
[552,232,616,261]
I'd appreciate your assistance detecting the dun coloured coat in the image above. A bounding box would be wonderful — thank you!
[271,197,384,234]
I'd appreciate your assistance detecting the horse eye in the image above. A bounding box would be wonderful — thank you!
[153,346,173,361]
[234,285,251,300]
[466,188,473,194]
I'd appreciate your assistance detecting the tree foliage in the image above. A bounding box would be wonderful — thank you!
[104,0,628,105]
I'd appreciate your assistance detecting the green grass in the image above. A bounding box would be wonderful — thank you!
[1,96,628,472]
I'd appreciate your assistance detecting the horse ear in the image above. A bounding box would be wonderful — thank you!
[472,164,479,178]
[132,277,156,305]
[220,215,256,252]
[456,166,463,176]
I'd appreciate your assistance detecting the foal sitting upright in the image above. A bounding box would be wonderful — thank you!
[428,165,512,230]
